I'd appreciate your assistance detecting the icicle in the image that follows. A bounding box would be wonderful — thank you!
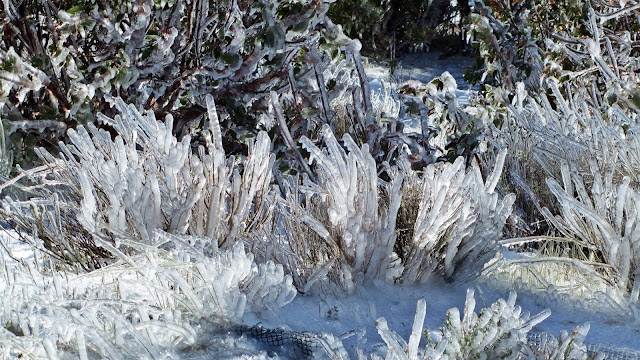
[407,298,426,359]
[485,148,506,194]
[42,338,60,360]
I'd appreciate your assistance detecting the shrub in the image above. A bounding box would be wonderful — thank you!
[468,0,640,300]
[400,149,514,283]
[0,234,295,358]
[0,0,351,169]
[397,72,490,167]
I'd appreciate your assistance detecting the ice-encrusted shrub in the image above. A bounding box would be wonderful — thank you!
[296,125,404,292]
[400,150,515,283]
[431,290,550,359]
[469,0,637,92]
[0,233,295,358]
[493,30,640,297]
[1,94,273,268]
[372,290,589,360]
[462,0,640,306]
[466,0,544,91]
[318,44,413,169]
[0,0,353,169]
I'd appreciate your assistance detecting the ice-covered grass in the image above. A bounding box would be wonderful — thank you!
[488,246,631,313]
[2,226,628,359]
[3,44,640,360]
[0,86,606,359]
[2,224,640,359]
[0,230,297,359]
[3,0,640,356]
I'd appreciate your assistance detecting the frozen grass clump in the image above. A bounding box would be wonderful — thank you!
[260,125,514,293]
[495,54,640,301]
[0,232,295,358]
[297,124,404,292]
[371,290,590,360]
[1,94,274,269]
[429,290,550,359]
[400,149,515,283]
[0,88,516,294]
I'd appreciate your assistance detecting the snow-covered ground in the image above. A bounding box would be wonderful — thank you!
[277,277,640,357]
[366,51,478,105]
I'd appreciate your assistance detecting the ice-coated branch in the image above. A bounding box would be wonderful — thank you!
[270,91,318,184]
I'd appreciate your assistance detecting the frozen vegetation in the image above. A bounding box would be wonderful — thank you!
[2,0,640,358]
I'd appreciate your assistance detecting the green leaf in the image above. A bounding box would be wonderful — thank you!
[67,5,82,14]
[264,53,285,66]
[264,26,284,48]
[140,46,154,61]
[292,19,309,32]
[0,56,16,72]
[31,56,44,69]
[631,89,640,109]
[221,52,241,66]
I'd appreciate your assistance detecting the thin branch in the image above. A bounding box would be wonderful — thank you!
[270,91,318,184]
